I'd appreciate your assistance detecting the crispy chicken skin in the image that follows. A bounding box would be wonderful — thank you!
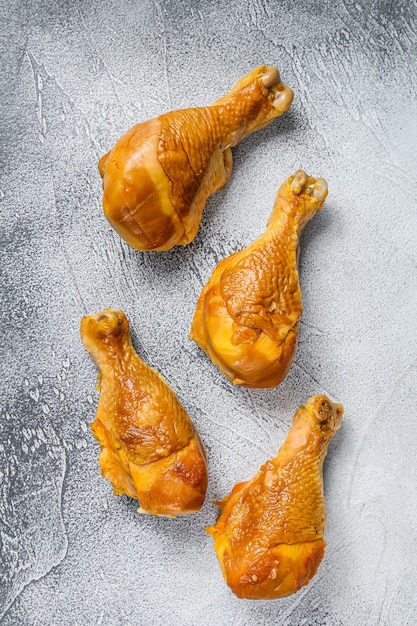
[207,395,343,600]
[190,170,328,388]
[98,66,293,251]
[80,309,208,517]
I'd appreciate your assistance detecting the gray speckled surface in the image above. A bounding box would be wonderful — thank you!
[1,0,417,624]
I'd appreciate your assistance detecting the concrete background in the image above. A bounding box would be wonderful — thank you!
[1,0,416,624]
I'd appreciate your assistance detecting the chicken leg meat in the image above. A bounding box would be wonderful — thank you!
[190,170,328,388]
[98,65,293,251]
[80,308,208,517]
[207,395,343,599]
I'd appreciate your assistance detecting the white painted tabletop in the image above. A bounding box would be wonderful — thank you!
[1,1,416,624]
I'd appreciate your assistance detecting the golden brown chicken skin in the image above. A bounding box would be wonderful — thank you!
[207,395,343,600]
[80,309,208,517]
[190,170,328,388]
[98,66,293,251]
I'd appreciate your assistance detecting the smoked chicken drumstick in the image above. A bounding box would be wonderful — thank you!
[80,309,208,517]
[98,65,293,251]
[190,170,328,388]
[207,395,343,599]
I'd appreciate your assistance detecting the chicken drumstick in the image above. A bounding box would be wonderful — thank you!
[207,395,343,599]
[190,170,328,387]
[80,309,208,517]
[99,66,293,251]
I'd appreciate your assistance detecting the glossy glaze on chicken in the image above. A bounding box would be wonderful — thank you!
[207,395,343,599]
[190,170,328,388]
[98,66,293,251]
[80,309,208,517]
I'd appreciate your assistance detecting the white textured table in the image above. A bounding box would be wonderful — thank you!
[1,1,416,624]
